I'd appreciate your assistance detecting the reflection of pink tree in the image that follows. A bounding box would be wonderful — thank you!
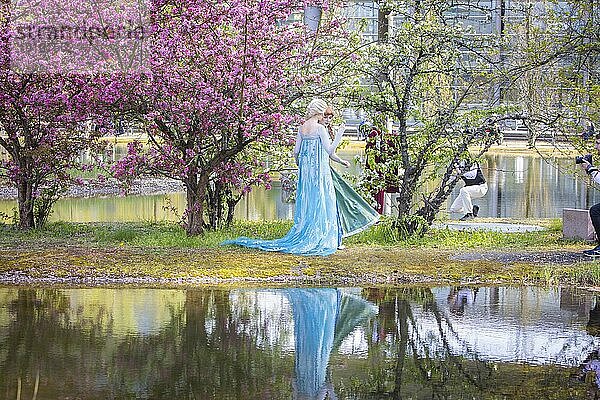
[111,0,336,235]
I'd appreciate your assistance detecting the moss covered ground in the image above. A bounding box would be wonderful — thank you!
[0,218,599,288]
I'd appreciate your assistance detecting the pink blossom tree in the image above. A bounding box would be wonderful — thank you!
[114,0,336,235]
[0,0,148,229]
[0,6,90,229]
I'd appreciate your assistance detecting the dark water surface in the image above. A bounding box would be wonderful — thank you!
[1,286,600,399]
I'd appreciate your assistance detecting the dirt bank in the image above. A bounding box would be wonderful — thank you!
[0,243,595,288]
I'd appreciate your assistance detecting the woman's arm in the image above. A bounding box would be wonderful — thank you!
[319,124,345,155]
[293,129,302,165]
[329,153,350,167]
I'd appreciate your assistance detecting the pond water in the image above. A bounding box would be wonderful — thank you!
[1,285,599,399]
[0,152,599,222]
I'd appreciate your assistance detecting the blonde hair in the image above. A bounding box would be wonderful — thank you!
[306,98,328,118]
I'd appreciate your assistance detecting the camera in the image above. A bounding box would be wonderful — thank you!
[576,154,593,164]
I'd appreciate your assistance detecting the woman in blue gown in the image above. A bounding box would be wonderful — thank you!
[222,99,341,255]
[222,99,378,256]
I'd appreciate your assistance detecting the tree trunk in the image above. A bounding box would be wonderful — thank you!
[206,180,223,230]
[416,204,436,226]
[416,176,461,225]
[17,180,35,229]
[184,173,208,236]
[393,300,410,399]
[225,194,240,226]
[395,178,416,219]
[34,195,55,229]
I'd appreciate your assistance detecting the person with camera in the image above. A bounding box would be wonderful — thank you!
[579,134,600,256]
[449,160,488,221]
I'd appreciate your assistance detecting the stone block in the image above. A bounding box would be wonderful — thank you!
[563,208,597,241]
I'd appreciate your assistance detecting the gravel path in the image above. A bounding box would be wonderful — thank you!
[450,250,588,265]
[0,270,434,286]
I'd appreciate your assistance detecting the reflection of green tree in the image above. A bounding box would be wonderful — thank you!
[0,289,116,398]
[334,287,591,399]
[0,289,292,399]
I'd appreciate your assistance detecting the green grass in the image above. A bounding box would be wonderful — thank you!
[0,220,298,249]
[348,216,566,249]
[0,217,567,250]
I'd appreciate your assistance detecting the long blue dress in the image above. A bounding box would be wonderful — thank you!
[287,288,339,399]
[286,288,379,399]
[222,126,342,256]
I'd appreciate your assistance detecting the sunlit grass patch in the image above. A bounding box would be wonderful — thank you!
[345,217,565,250]
[0,217,579,252]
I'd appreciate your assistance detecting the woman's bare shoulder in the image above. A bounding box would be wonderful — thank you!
[299,122,323,138]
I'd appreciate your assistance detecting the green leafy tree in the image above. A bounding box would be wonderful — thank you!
[506,0,599,150]
[345,0,506,235]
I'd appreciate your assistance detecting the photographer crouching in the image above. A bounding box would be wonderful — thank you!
[578,133,600,256]
[449,159,488,221]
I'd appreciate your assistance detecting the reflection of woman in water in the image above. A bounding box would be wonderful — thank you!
[287,289,339,399]
[286,288,378,400]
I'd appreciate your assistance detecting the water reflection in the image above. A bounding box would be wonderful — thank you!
[477,153,600,219]
[447,286,477,315]
[286,289,377,399]
[0,286,599,398]
[425,287,599,365]
[67,288,186,335]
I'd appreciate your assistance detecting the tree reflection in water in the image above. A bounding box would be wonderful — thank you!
[0,289,294,399]
[0,287,598,399]
[357,287,597,399]
[373,287,494,398]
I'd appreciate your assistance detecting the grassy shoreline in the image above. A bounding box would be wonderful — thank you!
[1,219,600,288]
[0,139,588,287]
